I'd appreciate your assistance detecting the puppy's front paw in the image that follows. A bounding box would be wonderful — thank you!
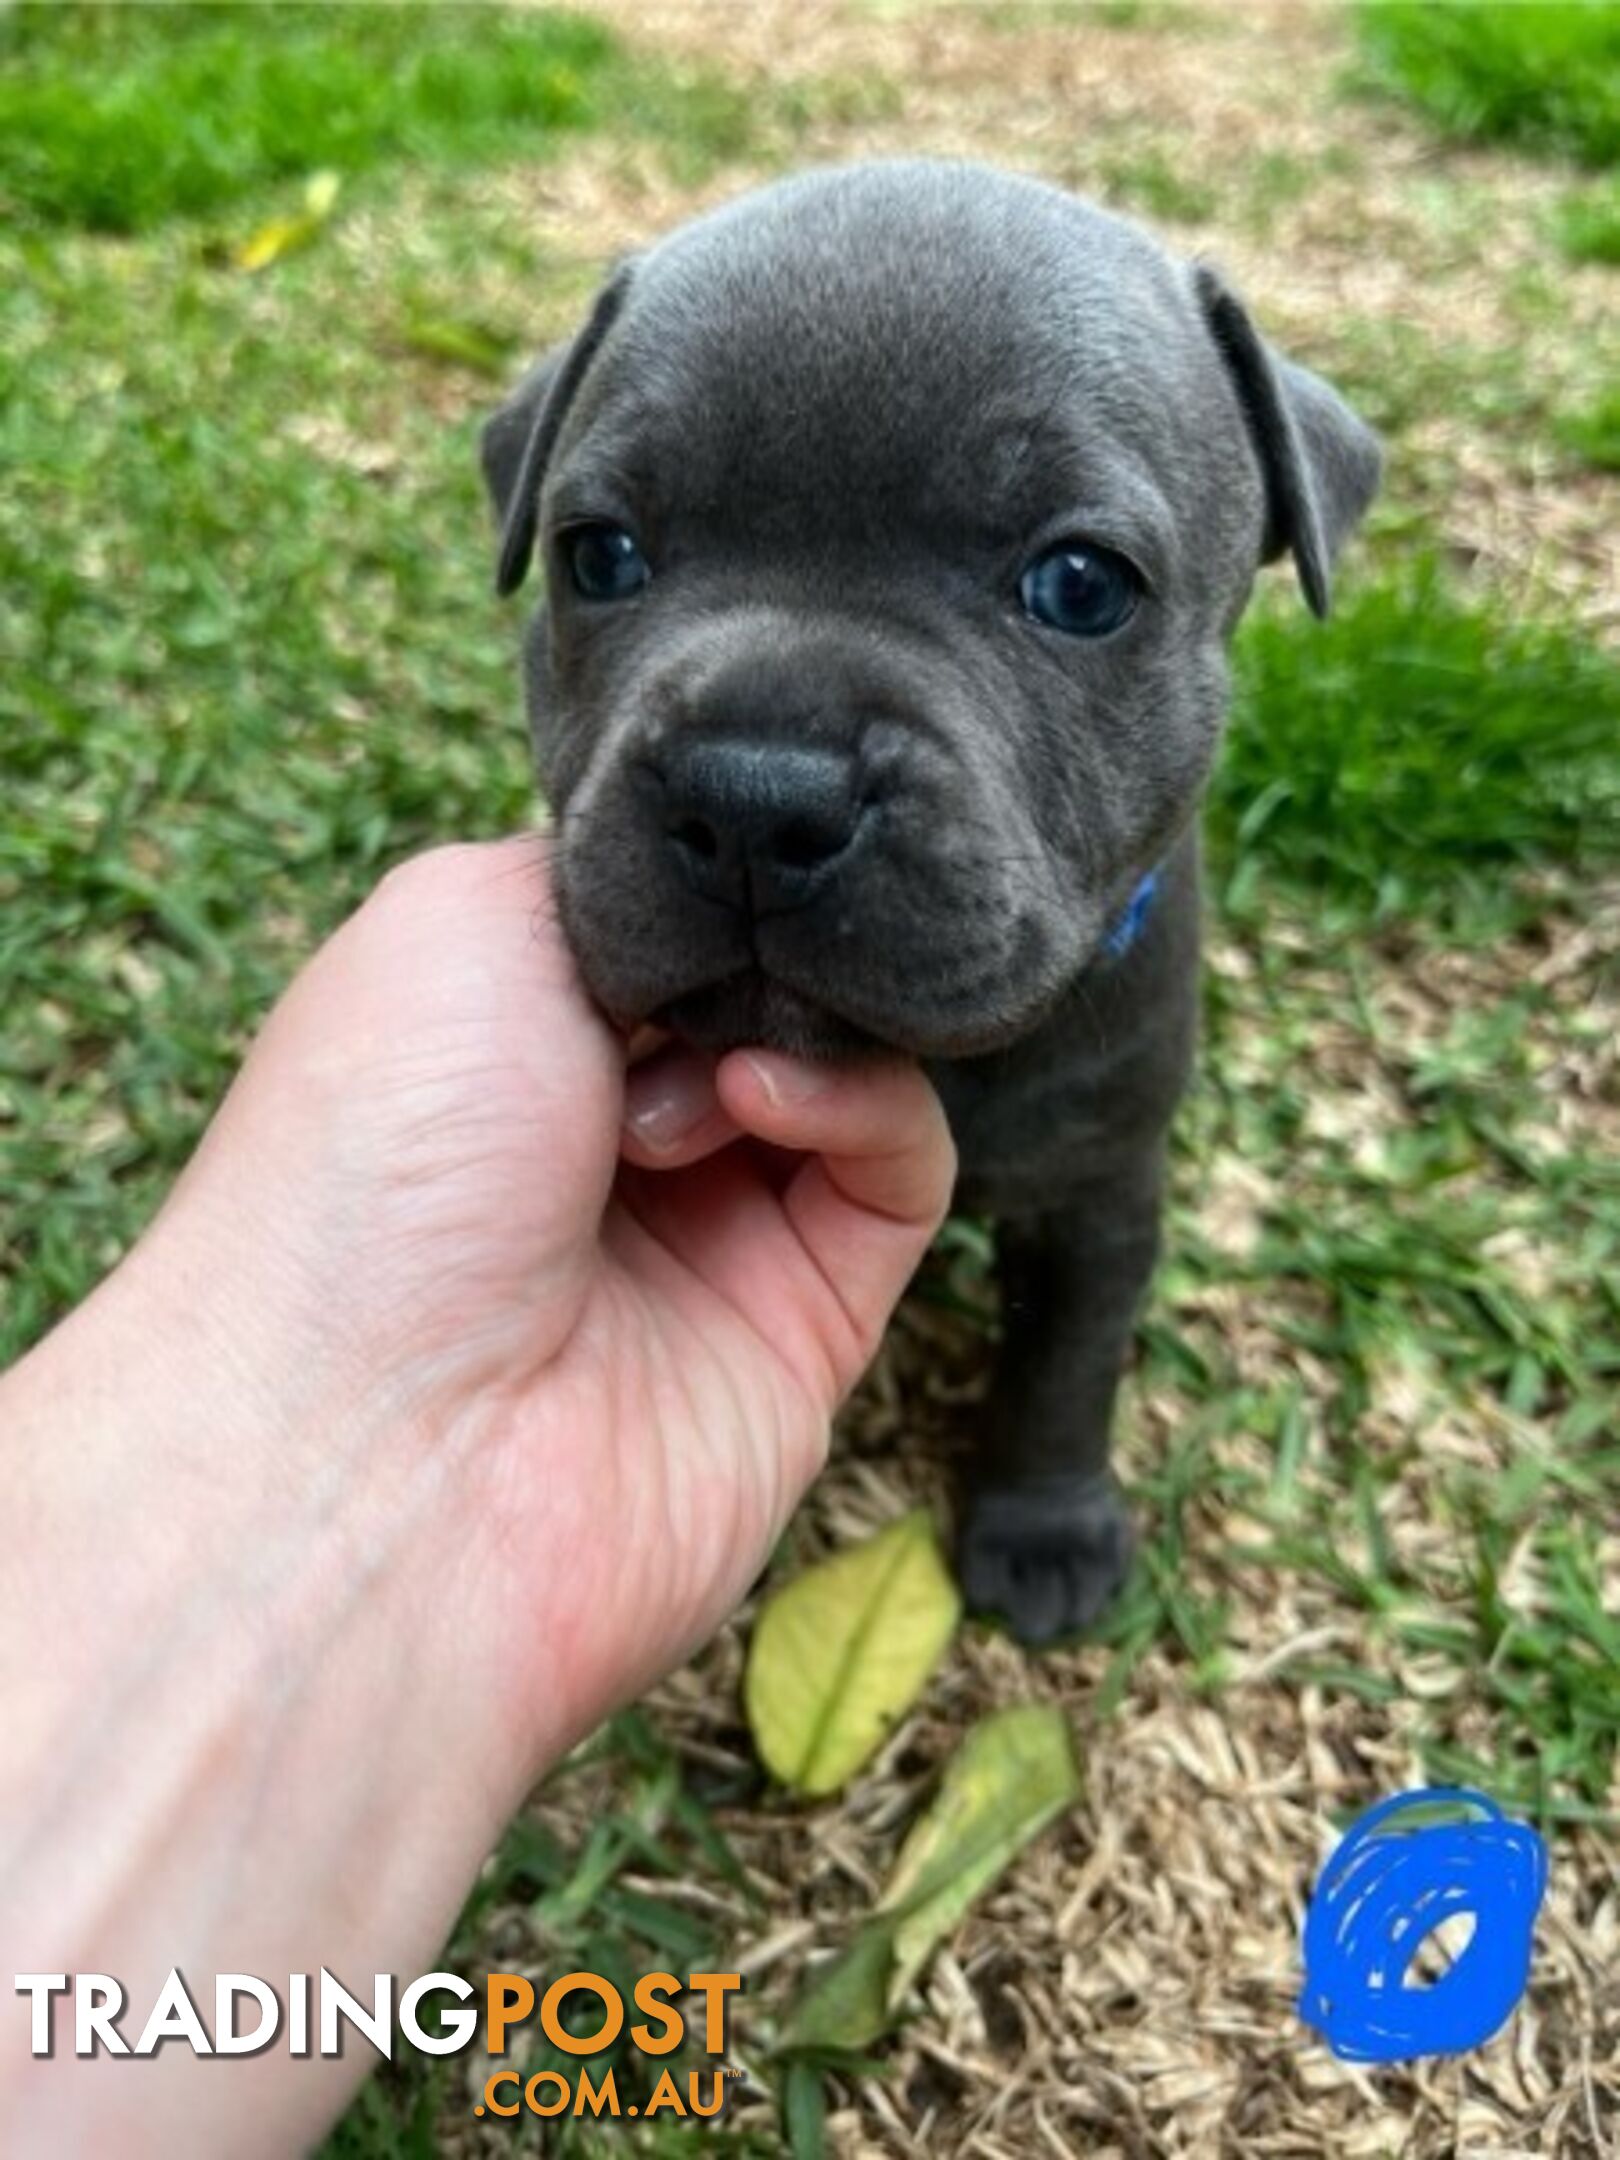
[956,1474,1134,1646]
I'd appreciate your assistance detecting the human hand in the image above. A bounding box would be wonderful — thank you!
[91,833,955,1779]
[0,834,952,2157]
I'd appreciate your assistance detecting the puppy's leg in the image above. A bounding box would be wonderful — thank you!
[957,1150,1163,1645]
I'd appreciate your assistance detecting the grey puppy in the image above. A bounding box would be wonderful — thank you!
[480,159,1380,1645]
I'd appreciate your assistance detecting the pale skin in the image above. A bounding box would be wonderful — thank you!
[0,835,954,2158]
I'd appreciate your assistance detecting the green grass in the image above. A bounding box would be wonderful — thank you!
[1237,146,1362,233]
[1212,559,1620,930]
[3,7,1617,2152]
[1354,1,1620,167]
[0,2,754,234]
[0,224,535,1358]
[1556,176,1620,262]
[1100,148,1216,224]
[1153,910,1620,1817]
[970,0,1200,28]
[1310,313,1537,439]
[1555,382,1620,471]
[0,8,767,1365]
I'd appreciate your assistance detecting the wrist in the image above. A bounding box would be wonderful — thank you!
[0,1225,552,1991]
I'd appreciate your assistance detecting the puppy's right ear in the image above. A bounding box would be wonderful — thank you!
[480,260,635,598]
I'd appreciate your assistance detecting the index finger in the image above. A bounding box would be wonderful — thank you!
[715,1049,957,1388]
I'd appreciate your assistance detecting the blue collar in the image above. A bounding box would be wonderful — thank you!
[1102,869,1160,961]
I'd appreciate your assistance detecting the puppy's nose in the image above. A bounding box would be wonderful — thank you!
[649,738,868,914]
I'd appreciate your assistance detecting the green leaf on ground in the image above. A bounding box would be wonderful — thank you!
[746,1510,960,1797]
[881,1702,1083,2002]
[781,1704,1082,2054]
[781,1918,896,2055]
[400,314,518,377]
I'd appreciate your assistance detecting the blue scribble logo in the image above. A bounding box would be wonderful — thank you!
[1299,1786,1548,2064]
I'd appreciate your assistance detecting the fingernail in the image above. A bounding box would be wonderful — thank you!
[744,1052,827,1107]
[625,1063,713,1153]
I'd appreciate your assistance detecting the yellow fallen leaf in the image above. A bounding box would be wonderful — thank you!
[233,170,341,273]
[745,1510,960,1797]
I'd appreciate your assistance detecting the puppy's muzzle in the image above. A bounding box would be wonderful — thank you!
[636,737,875,918]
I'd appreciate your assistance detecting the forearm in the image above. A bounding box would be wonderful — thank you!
[0,1225,541,2156]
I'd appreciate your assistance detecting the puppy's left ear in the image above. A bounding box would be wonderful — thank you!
[481,259,636,598]
[1195,264,1380,619]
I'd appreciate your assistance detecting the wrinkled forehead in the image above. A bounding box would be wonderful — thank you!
[549,191,1223,567]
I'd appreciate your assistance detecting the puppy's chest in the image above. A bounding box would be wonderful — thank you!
[927,970,1197,1216]
[932,1060,1131,1216]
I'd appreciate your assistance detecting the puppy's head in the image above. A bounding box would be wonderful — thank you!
[482,160,1379,1059]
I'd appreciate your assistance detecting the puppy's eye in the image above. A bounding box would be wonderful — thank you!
[560,522,649,602]
[1018,542,1141,637]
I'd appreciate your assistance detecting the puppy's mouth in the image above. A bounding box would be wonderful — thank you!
[558,827,1102,1065]
[639,953,1081,1065]
[651,969,889,1063]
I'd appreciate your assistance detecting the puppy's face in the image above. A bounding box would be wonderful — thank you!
[484,162,1378,1059]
